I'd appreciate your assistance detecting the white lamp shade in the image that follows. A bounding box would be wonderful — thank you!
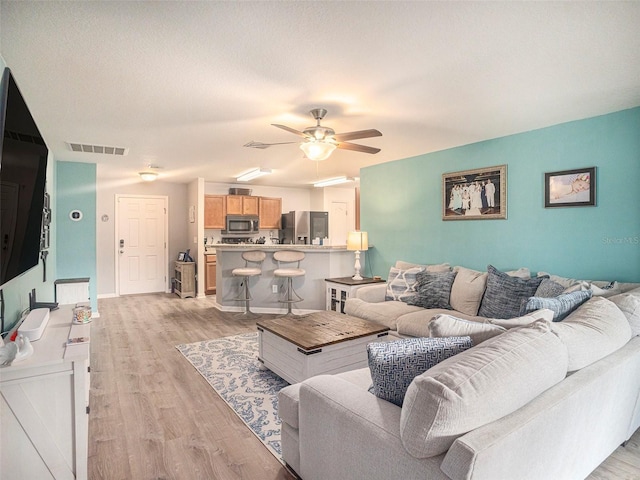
[347,231,368,251]
[300,141,337,161]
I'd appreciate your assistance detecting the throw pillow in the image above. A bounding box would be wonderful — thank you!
[407,270,457,309]
[588,281,622,298]
[428,314,506,344]
[550,296,632,371]
[367,336,473,407]
[608,292,640,337]
[449,266,488,316]
[385,266,424,302]
[488,308,554,328]
[520,290,592,322]
[534,278,565,298]
[477,265,547,319]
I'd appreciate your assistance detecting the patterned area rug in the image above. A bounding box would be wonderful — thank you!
[175,333,289,462]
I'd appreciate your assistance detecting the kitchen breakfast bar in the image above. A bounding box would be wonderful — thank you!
[213,244,358,313]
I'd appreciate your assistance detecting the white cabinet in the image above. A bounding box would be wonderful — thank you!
[0,305,90,480]
[325,277,386,313]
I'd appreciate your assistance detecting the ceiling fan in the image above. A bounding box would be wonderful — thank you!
[245,108,382,161]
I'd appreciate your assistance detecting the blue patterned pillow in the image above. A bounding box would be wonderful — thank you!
[520,290,593,321]
[407,270,457,309]
[367,336,473,406]
[478,265,548,319]
[535,278,565,298]
[385,267,425,302]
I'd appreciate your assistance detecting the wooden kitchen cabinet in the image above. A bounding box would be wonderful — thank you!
[258,196,282,229]
[226,195,258,216]
[204,195,226,229]
[205,254,217,294]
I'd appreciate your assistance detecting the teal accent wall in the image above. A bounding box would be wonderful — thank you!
[55,161,97,311]
[361,107,640,282]
[0,55,58,332]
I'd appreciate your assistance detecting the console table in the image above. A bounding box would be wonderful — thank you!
[325,276,385,313]
[0,305,90,480]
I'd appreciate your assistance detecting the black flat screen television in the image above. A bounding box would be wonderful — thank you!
[0,67,48,287]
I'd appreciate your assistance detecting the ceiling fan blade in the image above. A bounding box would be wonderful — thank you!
[336,141,381,154]
[332,129,382,142]
[244,141,297,149]
[271,124,310,138]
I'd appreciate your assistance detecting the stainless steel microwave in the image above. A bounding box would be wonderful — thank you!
[223,215,259,235]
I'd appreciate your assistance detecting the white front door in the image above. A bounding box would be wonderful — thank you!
[116,195,168,295]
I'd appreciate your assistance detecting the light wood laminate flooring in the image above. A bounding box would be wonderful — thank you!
[88,293,640,480]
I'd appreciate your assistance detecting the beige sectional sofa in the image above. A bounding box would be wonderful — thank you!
[278,261,640,479]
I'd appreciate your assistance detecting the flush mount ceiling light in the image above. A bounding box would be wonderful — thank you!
[313,176,354,188]
[139,171,158,182]
[139,164,161,182]
[236,167,272,182]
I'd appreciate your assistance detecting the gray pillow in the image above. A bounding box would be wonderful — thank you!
[407,270,457,309]
[520,290,593,321]
[535,278,565,298]
[478,265,547,319]
[367,336,473,407]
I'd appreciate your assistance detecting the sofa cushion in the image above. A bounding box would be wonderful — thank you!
[367,336,473,407]
[537,271,583,290]
[487,308,554,328]
[534,278,565,298]
[385,266,425,302]
[520,290,593,321]
[344,298,423,330]
[407,270,457,309]
[396,308,484,337]
[551,296,632,372]
[395,261,451,272]
[429,314,506,344]
[449,267,488,316]
[608,290,640,336]
[478,265,547,319]
[400,320,568,458]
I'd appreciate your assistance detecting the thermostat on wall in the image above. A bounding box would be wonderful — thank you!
[69,210,83,221]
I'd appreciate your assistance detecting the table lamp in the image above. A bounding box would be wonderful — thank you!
[347,231,369,280]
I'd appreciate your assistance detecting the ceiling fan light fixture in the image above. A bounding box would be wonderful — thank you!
[236,167,272,182]
[313,176,354,188]
[300,141,336,161]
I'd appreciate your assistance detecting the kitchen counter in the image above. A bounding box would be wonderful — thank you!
[212,244,347,251]
[215,244,359,313]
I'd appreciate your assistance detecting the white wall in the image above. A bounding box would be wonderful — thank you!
[96,165,189,296]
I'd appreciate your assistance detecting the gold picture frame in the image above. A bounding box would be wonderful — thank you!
[442,164,507,220]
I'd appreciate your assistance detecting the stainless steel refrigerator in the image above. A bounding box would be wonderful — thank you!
[279,211,329,245]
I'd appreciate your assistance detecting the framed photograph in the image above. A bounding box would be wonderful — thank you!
[544,167,596,208]
[442,164,507,220]
[177,252,186,261]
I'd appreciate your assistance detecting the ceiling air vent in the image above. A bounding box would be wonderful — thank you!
[66,142,129,156]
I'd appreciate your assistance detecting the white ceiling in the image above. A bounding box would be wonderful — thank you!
[2,1,639,188]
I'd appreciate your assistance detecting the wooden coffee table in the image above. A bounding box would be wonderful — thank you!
[256,311,390,384]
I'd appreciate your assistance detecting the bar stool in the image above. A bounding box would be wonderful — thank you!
[232,251,266,315]
[273,250,306,315]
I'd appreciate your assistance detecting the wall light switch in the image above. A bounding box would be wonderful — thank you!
[193,236,197,244]
[272,285,278,293]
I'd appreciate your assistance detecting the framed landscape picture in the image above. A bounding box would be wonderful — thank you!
[442,164,507,220]
[544,167,596,208]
